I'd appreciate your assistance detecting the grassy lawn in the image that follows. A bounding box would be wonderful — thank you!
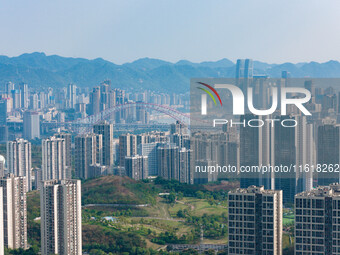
[168,197,227,217]
[283,214,294,225]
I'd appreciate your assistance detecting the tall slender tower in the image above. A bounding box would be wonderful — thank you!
[40,179,82,255]
[75,133,102,179]
[42,137,66,181]
[55,133,72,178]
[7,138,32,191]
[94,121,114,166]
[0,174,27,250]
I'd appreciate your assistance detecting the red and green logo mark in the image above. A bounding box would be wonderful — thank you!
[197,82,222,106]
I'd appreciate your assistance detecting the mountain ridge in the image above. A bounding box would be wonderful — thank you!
[1,52,340,93]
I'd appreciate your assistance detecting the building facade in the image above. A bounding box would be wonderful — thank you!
[228,186,282,255]
[0,174,27,250]
[40,179,82,255]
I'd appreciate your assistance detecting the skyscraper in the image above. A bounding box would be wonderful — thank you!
[125,155,148,180]
[119,133,137,168]
[236,59,253,79]
[0,174,27,250]
[75,133,102,179]
[89,86,100,115]
[317,123,340,186]
[7,138,32,191]
[23,111,40,140]
[137,142,161,176]
[228,186,282,255]
[93,121,114,166]
[295,184,340,254]
[67,83,77,109]
[19,83,29,109]
[240,114,274,190]
[40,179,82,255]
[55,132,72,178]
[42,137,66,181]
[274,115,297,204]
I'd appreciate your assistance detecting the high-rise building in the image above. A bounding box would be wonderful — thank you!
[0,155,5,178]
[0,100,7,125]
[0,187,3,255]
[23,111,40,140]
[228,186,282,255]
[93,121,113,166]
[67,83,77,109]
[240,114,274,190]
[55,133,72,177]
[119,133,137,168]
[125,155,148,180]
[0,174,27,250]
[157,144,180,181]
[295,184,340,254]
[179,148,194,184]
[42,137,66,181]
[274,115,297,204]
[317,124,340,186]
[75,133,102,179]
[137,142,162,176]
[7,139,32,191]
[89,86,100,115]
[19,83,29,109]
[40,179,82,255]
[236,59,253,79]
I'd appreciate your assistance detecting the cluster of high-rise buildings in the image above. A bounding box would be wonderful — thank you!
[0,137,81,255]
[229,183,340,254]
[0,80,188,143]
[1,59,340,254]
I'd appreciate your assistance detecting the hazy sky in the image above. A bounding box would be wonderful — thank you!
[1,0,340,64]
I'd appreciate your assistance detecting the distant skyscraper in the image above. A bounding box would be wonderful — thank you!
[23,111,40,140]
[125,155,148,180]
[7,139,32,191]
[0,100,7,125]
[228,186,282,255]
[67,83,77,109]
[240,114,273,190]
[236,59,253,79]
[42,137,66,181]
[93,121,114,166]
[157,144,180,181]
[40,179,82,255]
[55,133,72,177]
[274,115,296,204]
[89,86,100,115]
[0,174,27,250]
[75,133,102,179]
[19,83,29,109]
[137,142,161,176]
[179,148,194,184]
[119,133,137,168]
[295,184,340,254]
[317,124,340,185]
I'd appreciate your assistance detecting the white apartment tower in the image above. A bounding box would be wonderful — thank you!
[0,174,27,249]
[40,179,82,255]
[42,136,66,181]
[228,185,282,255]
[7,138,32,191]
